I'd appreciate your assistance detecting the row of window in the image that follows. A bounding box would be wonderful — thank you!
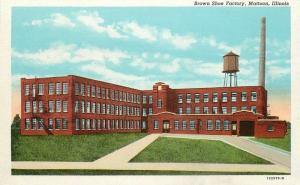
[74,83,141,104]
[25,118,68,130]
[75,119,141,130]
[24,83,68,96]
[74,101,140,116]
[177,92,257,103]
[177,106,257,114]
[153,120,231,131]
[25,100,68,113]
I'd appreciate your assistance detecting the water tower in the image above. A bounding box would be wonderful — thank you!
[223,51,239,87]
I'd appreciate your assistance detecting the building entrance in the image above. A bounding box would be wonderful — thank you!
[163,121,170,133]
[231,121,237,135]
[239,121,255,136]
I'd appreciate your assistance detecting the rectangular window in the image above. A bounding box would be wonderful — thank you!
[25,118,30,129]
[143,95,147,104]
[81,84,85,96]
[182,121,187,130]
[32,118,37,130]
[92,119,96,130]
[215,120,221,130]
[38,119,44,130]
[149,108,153,115]
[107,104,110,114]
[86,102,91,113]
[207,120,213,130]
[111,105,115,115]
[32,101,37,113]
[186,107,191,114]
[91,86,96,97]
[55,118,61,129]
[212,107,218,114]
[92,102,96,113]
[39,101,43,113]
[115,91,119,101]
[86,119,91,130]
[32,84,36,97]
[102,119,106,129]
[25,101,31,113]
[213,93,218,102]
[267,124,274,131]
[106,89,110,99]
[224,120,230,130]
[97,119,101,130]
[195,94,200,103]
[48,83,55,95]
[107,120,110,129]
[149,96,153,104]
[195,106,200,114]
[25,84,30,96]
[178,107,183,114]
[241,106,247,111]
[48,101,54,113]
[115,105,119,115]
[111,90,115,100]
[204,93,209,102]
[97,87,101,98]
[231,92,237,102]
[75,83,80,95]
[251,92,257,101]
[102,88,106,99]
[81,119,85,130]
[48,118,53,130]
[178,94,183,103]
[75,119,80,130]
[154,120,158,129]
[203,107,209,114]
[63,101,68,112]
[62,83,68,94]
[251,106,257,113]
[157,99,162,108]
[102,104,106,114]
[62,119,68,129]
[222,92,228,102]
[231,106,237,113]
[87,85,90,97]
[174,120,179,130]
[222,107,227,114]
[81,101,85,113]
[97,103,101,114]
[190,120,195,130]
[186,94,191,103]
[56,82,61,95]
[241,92,247,101]
[38,84,44,95]
[74,101,79,113]
[56,100,61,112]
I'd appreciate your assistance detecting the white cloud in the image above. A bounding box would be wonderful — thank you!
[120,21,157,42]
[193,62,223,77]
[161,29,197,50]
[51,13,75,27]
[130,57,156,70]
[12,43,75,65]
[25,13,75,28]
[72,47,129,64]
[200,36,240,54]
[81,63,145,85]
[159,59,180,73]
[12,43,129,65]
[77,11,125,39]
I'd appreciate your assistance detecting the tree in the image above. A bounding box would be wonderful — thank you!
[11,114,21,129]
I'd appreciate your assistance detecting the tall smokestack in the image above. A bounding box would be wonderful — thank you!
[259,17,266,87]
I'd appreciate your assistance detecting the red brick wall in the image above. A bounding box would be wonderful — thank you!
[255,120,287,138]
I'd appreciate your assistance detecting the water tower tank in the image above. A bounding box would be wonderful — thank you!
[223,51,239,73]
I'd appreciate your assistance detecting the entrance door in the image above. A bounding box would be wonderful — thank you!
[239,121,255,136]
[231,121,237,135]
[163,121,170,133]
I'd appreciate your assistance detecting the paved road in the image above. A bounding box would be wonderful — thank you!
[12,134,291,173]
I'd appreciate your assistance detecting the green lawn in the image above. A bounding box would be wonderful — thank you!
[11,129,146,161]
[251,129,291,151]
[11,169,289,175]
[130,137,271,164]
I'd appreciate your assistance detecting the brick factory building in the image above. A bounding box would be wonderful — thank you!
[19,17,288,138]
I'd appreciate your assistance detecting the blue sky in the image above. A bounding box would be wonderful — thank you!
[11,7,290,119]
